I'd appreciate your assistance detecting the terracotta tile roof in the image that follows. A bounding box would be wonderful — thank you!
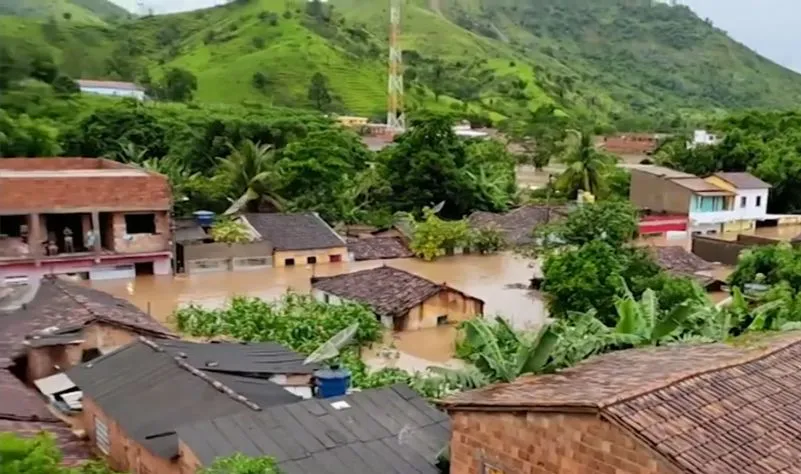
[714,172,772,189]
[0,418,91,465]
[468,205,568,246]
[0,277,174,360]
[653,246,715,275]
[0,369,57,421]
[444,334,801,474]
[311,266,482,319]
[0,368,92,464]
[347,237,413,261]
[243,213,346,251]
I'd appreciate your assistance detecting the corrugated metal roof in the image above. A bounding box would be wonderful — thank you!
[627,164,696,179]
[155,339,319,375]
[671,177,733,194]
[714,172,772,189]
[176,384,450,473]
[68,339,300,459]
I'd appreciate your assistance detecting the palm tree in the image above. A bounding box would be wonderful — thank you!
[112,141,149,164]
[138,156,198,203]
[216,140,285,215]
[557,130,614,197]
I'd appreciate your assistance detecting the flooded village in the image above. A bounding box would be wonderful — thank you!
[5,131,801,474]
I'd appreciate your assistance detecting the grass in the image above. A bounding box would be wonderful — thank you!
[3,0,801,127]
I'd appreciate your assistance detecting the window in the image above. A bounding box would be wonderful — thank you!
[284,258,295,266]
[82,348,101,363]
[740,196,747,208]
[323,293,330,303]
[94,416,110,454]
[307,256,317,264]
[756,196,762,207]
[329,254,342,263]
[437,315,448,326]
[125,214,156,234]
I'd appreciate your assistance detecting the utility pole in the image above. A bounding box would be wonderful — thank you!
[387,0,405,134]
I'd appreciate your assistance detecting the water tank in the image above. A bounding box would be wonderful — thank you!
[314,367,351,398]
[193,211,215,228]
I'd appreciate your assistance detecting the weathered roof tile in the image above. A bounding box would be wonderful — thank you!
[243,213,346,251]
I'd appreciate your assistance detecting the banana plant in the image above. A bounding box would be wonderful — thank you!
[442,317,559,384]
[613,279,694,345]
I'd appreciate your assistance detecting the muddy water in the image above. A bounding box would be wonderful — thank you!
[88,253,546,370]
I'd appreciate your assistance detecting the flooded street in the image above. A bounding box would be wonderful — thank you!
[88,253,546,371]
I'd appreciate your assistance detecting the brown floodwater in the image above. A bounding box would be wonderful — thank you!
[87,253,546,370]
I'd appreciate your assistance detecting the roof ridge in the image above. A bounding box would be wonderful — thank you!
[138,337,262,412]
[600,336,801,410]
[52,279,172,337]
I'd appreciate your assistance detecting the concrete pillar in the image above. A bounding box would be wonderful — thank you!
[91,212,101,254]
[29,213,42,257]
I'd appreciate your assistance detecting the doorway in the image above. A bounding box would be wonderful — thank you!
[135,262,154,276]
[44,214,84,253]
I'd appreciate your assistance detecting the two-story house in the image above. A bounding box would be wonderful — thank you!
[0,158,173,281]
[629,165,736,235]
[704,172,771,232]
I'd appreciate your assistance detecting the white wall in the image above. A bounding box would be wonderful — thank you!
[730,189,769,220]
[80,86,145,101]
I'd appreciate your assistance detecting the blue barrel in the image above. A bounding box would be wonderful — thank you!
[314,367,351,398]
[193,211,215,227]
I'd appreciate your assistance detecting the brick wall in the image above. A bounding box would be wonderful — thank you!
[82,396,180,474]
[449,410,678,474]
[112,211,170,254]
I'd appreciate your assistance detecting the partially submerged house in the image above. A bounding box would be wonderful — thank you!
[311,266,484,331]
[176,384,450,474]
[0,158,173,280]
[346,236,413,261]
[630,165,775,236]
[652,246,724,291]
[705,172,772,233]
[241,213,348,267]
[443,333,801,474]
[1,277,174,383]
[68,338,305,473]
[0,277,172,463]
[467,205,567,247]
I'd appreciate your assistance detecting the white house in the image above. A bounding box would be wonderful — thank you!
[705,172,771,232]
[690,129,721,148]
[77,80,146,100]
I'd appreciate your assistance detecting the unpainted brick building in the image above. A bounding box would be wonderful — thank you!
[443,333,801,474]
[0,157,173,280]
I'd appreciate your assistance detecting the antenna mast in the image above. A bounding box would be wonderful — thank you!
[387,0,405,133]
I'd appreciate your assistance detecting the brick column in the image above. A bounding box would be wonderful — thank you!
[29,213,42,258]
[91,211,102,254]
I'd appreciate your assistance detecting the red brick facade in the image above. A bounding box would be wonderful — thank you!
[0,158,170,213]
[602,135,660,155]
[449,411,678,474]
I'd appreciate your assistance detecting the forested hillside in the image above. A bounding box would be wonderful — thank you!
[0,0,128,23]
[2,0,801,128]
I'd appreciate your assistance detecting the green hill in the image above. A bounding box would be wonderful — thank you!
[0,0,128,23]
[2,0,801,128]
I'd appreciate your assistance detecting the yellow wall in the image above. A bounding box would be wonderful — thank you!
[401,289,483,331]
[723,219,756,233]
[704,175,737,193]
[273,246,348,267]
[337,116,368,127]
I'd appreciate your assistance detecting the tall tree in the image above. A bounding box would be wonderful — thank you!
[307,72,332,111]
[159,68,198,102]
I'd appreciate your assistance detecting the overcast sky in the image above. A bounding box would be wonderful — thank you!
[111,0,801,72]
